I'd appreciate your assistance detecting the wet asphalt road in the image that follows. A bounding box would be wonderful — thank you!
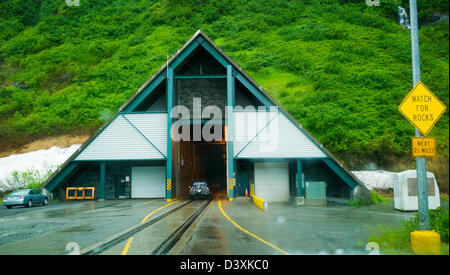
[175,198,417,255]
[0,195,435,255]
[0,199,172,254]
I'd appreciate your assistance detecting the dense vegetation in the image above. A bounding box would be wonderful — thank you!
[368,206,449,254]
[0,0,448,187]
[349,190,391,206]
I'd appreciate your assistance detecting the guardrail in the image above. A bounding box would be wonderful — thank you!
[248,184,267,211]
[66,187,95,200]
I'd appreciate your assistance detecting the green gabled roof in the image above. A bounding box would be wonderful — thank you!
[43,30,368,193]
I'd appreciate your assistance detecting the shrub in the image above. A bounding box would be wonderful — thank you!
[0,0,448,185]
[370,191,388,204]
[0,163,58,193]
[401,207,449,243]
[429,207,449,243]
[368,207,449,254]
[349,191,387,206]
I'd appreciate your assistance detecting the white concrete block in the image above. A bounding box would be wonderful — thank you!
[393,170,440,211]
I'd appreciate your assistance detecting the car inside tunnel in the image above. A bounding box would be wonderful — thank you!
[173,123,227,197]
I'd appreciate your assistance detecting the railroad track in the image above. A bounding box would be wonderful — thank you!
[151,198,213,255]
[82,198,212,255]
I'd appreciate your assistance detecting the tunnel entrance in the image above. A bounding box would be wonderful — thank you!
[174,124,227,197]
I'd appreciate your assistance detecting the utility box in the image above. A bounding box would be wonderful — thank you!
[305,181,327,206]
[393,170,440,211]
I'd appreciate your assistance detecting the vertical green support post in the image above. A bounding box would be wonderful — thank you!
[297,159,303,197]
[166,68,173,200]
[410,0,429,229]
[100,162,106,200]
[227,65,235,198]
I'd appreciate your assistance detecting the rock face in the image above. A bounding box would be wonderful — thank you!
[176,78,227,116]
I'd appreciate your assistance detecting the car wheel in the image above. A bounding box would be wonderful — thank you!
[43,198,48,206]
[6,206,12,209]
[26,200,32,208]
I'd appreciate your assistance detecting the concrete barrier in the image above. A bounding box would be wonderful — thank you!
[248,183,267,211]
[252,196,268,211]
[410,230,441,255]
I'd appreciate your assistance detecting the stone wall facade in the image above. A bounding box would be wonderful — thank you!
[176,78,227,116]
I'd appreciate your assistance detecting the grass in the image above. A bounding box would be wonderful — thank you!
[368,226,449,255]
[349,190,392,206]
[367,207,449,255]
[367,225,415,254]
[49,199,59,204]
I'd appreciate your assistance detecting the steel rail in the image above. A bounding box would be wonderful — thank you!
[150,199,213,255]
[82,200,193,255]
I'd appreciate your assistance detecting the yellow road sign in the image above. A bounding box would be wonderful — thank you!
[412,137,436,157]
[398,81,447,136]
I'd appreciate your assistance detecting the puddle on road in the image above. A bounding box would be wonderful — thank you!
[43,202,107,218]
[44,208,83,218]
[194,225,226,240]
[59,225,95,233]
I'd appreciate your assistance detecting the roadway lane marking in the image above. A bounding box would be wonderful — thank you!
[121,237,134,255]
[144,200,159,205]
[218,200,289,255]
[121,199,182,255]
[141,199,181,224]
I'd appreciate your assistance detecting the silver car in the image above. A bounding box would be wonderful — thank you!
[189,182,211,200]
[2,189,48,209]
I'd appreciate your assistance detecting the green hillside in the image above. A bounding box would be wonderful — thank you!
[0,0,448,188]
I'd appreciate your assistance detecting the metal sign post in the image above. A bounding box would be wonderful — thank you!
[409,0,429,230]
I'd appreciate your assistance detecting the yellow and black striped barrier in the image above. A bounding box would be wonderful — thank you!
[227,178,234,201]
[166,178,171,191]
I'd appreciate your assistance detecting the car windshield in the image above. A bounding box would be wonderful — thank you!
[9,190,29,195]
